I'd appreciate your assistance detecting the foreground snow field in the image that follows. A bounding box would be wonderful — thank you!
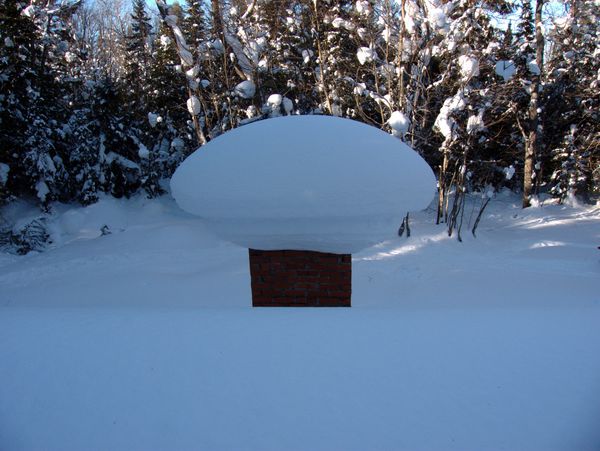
[1,192,599,450]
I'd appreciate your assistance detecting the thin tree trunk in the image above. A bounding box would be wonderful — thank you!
[523,0,545,208]
[311,1,333,115]
[188,87,207,146]
[472,197,491,237]
[156,0,207,146]
[397,0,406,109]
[211,0,223,38]
[437,147,449,224]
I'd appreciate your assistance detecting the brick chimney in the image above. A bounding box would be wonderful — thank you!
[249,249,351,307]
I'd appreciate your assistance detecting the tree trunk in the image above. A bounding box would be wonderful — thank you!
[523,0,545,208]
[155,0,207,146]
[311,1,333,115]
[397,0,406,108]
[211,0,223,38]
[437,147,449,224]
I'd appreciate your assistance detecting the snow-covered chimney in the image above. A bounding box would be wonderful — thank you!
[170,115,435,307]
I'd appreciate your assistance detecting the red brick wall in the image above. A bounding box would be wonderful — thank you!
[249,249,351,307]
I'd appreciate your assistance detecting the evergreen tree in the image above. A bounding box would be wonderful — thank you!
[545,0,600,202]
[123,0,152,112]
[182,0,207,55]
[0,0,39,203]
[262,0,317,114]
[515,0,544,207]
[144,18,193,196]
[310,0,357,117]
[0,0,81,206]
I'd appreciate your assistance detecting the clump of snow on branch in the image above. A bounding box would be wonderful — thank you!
[331,17,355,31]
[301,49,313,65]
[224,32,254,80]
[234,80,256,99]
[64,52,76,63]
[0,163,10,185]
[36,180,50,202]
[353,82,367,96]
[187,96,201,115]
[357,47,377,65]
[159,35,171,49]
[208,39,224,54]
[161,11,194,67]
[21,5,35,17]
[138,143,150,160]
[245,105,258,119]
[388,111,410,138]
[428,7,447,29]
[467,110,485,135]
[147,113,162,128]
[265,94,293,116]
[434,92,466,140]
[185,65,200,79]
[355,0,371,16]
[458,55,479,80]
[504,165,515,180]
[527,60,541,75]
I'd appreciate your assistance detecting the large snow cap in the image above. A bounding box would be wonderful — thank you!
[171,115,436,253]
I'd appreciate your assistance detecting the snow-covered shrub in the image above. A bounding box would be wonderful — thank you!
[2,216,51,255]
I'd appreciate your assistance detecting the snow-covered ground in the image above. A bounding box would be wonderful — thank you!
[1,192,599,450]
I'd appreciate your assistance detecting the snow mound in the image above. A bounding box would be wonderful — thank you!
[171,116,436,253]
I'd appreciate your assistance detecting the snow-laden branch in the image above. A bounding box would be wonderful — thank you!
[156,1,194,67]
[224,32,254,80]
[240,0,257,20]
[155,0,206,145]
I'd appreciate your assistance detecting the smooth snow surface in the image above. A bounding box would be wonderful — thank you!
[171,115,436,253]
[1,193,600,451]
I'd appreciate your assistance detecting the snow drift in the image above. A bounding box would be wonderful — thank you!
[170,115,436,253]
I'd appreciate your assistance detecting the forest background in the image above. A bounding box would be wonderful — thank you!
[0,0,598,252]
